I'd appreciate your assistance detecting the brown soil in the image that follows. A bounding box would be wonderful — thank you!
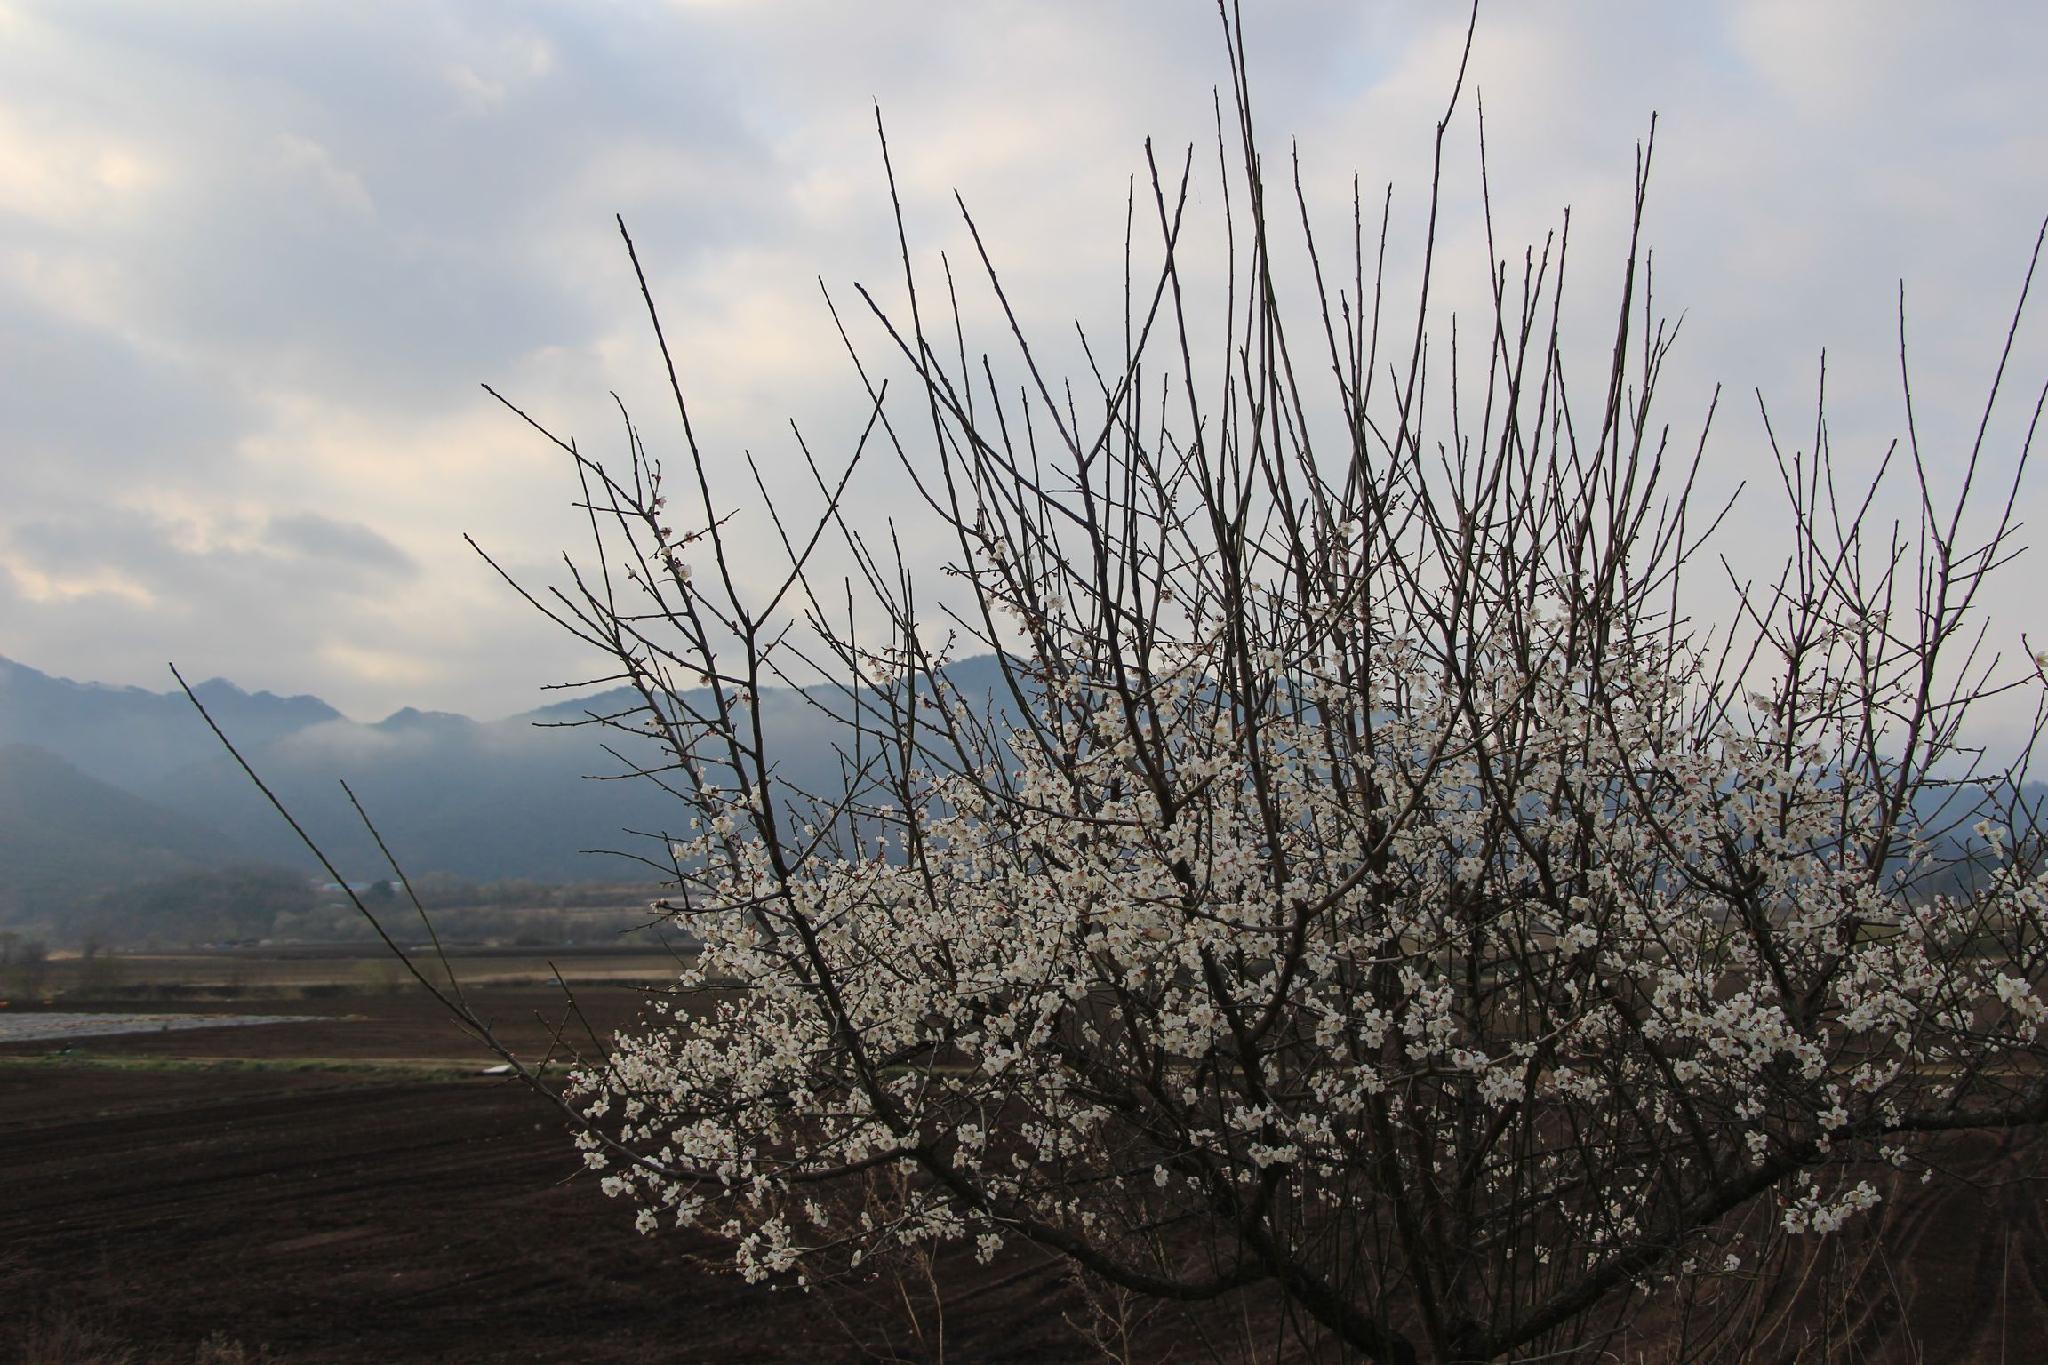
[2,988,2045,1363]
[0,990,1091,1364]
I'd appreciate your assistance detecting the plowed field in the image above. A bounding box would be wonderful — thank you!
[2,986,2044,1362]
[0,989,1084,1363]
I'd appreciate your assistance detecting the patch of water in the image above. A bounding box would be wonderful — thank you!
[0,1012,315,1044]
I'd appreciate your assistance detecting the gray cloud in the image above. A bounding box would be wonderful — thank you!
[262,512,416,578]
[3,505,401,624]
[0,297,244,479]
[2,0,2045,735]
[6,3,772,410]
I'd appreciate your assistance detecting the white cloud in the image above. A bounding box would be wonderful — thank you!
[271,132,375,218]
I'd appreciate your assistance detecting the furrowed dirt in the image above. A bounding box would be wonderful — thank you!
[0,989,1088,1364]
[2,987,2044,1362]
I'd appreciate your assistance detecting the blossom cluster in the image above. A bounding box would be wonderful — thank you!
[567,594,2048,1293]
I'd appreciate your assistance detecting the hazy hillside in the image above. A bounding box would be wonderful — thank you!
[0,743,245,920]
[134,702,687,883]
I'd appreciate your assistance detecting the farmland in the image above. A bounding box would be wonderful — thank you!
[2,954,2045,1362]
[0,964,1095,1363]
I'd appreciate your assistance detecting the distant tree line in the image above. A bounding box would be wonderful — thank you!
[392,873,659,911]
[0,930,49,999]
[83,864,316,945]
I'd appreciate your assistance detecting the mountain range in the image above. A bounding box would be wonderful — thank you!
[3,652,2038,938]
[0,656,721,920]
[0,653,1025,935]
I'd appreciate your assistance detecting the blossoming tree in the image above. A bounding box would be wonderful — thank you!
[453,16,2048,1364]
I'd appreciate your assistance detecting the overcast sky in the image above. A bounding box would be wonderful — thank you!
[4,1,2046,732]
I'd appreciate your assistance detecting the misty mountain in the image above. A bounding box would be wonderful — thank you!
[0,655,674,889]
[0,657,340,789]
[4,650,2037,924]
[131,698,685,884]
[0,654,938,891]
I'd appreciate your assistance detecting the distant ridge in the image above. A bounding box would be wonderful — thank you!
[0,654,1026,893]
[0,655,828,889]
[0,652,2041,934]
[0,656,341,788]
